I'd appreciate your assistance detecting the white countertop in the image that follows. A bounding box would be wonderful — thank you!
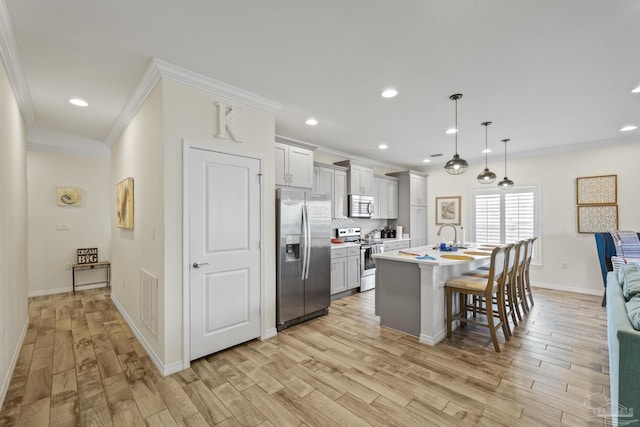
[331,242,360,249]
[373,243,492,265]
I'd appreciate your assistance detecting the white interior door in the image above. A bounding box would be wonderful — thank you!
[189,147,261,360]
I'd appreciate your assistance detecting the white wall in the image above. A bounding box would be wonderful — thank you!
[162,79,276,367]
[0,56,28,407]
[426,139,640,295]
[110,82,166,363]
[26,151,111,295]
[110,78,276,373]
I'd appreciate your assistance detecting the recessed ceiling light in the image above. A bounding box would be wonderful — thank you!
[422,158,431,163]
[381,89,398,98]
[69,98,88,107]
[482,148,492,154]
[378,144,388,150]
[632,86,640,94]
[620,125,637,132]
[445,128,457,134]
[305,118,318,126]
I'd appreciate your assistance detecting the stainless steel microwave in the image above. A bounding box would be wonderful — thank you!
[348,194,374,218]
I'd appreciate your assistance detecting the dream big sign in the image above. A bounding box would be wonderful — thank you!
[77,248,98,264]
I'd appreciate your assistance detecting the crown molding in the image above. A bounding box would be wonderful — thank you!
[105,57,283,147]
[27,126,110,158]
[154,58,282,114]
[104,59,162,147]
[0,0,35,125]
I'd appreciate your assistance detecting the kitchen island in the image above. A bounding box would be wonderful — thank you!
[373,244,491,345]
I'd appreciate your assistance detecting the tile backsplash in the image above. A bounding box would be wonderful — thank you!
[331,218,392,237]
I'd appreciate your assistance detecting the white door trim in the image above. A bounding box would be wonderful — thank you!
[182,139,265,369]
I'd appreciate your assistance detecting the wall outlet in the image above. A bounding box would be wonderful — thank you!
[64,263,71,270]
[122,279,126,288]
[561,261,568,270]
[55,223,70,231]
[0,326,4,343]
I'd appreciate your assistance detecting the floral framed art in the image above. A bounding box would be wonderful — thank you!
[436,196,461,225]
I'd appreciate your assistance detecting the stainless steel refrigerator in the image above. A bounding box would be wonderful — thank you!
[276,188,331,331]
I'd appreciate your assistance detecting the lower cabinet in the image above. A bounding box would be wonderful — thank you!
[384,240,411,251]
[331,246,360,294]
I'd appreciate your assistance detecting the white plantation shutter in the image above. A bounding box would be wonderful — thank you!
[475,194,501,245]
[505,192,534,242]
[472,185,539,264]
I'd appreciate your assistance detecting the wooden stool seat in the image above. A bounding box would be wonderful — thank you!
[445,245,512,352]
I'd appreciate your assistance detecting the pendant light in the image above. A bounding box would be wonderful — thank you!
[477,121,497,184]
[498,138,514,190]
[444,93,468,175]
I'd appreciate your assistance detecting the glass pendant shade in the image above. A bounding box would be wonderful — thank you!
[478,168,497,184]
[444,154,469,174]
[499,138,513,190]
[477,121,496,184]
[499,176,514,189]
[444,93,468,175]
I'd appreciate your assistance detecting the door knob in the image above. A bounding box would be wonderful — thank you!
[193,262,209,269]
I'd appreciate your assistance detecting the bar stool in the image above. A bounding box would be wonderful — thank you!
[462,243,518,336]
[522,237,537,310]
[445,245,511,352]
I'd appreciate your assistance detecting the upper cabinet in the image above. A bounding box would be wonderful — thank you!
[409,173,427,206]
[275,141,314,188]
[374,175,398,219]
[313,163,348,219]
[334,160,374,196]
[388,170,428,245]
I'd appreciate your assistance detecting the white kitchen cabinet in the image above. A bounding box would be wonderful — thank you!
[334,160,374,196]
[331,255,348,294]
[410,206,428,247]
[275,141,314,188]
[313,163,347,219]
[384,240,410,251]
[388,170,428,245]
[334,170,347,219]
[410,173,427,206]
[331,246,360,295]
[377,176,398,219]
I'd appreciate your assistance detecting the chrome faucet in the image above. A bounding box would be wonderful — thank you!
[437,223,458,245]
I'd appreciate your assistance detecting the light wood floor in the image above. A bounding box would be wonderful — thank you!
[0,286,608,426]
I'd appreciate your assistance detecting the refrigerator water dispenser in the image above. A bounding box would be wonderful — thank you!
[285,235,300,261]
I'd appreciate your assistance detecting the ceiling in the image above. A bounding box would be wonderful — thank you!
[3,0,640,169]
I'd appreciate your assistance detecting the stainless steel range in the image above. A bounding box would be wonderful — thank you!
[336,228,384,292]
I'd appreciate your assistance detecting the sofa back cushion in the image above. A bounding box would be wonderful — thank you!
[618,263,640,300]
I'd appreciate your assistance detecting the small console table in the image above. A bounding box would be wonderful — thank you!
[72,261,111,294]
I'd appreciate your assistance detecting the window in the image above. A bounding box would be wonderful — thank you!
[472,185,540,264]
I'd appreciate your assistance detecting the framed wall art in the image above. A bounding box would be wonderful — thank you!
[116,177,134,229]
[436,196,461,225]
[56,187,82,206]
[577,205,618,233]
[576,174,617,205]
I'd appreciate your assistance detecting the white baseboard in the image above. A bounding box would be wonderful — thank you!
[0,316,29,409]
[110,293,183,377]
[28,283,108,298]
[263,327,277,340]
[531,282,602,296]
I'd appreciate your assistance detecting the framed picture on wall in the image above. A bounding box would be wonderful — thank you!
[576,174,617,205]
[116,177,134,229]
[436,196,461,225]
[56,187,82,206]
[577,204,618,233]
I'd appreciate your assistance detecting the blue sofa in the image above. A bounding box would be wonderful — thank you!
[606,271,640,424]
[595,232,640,423]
